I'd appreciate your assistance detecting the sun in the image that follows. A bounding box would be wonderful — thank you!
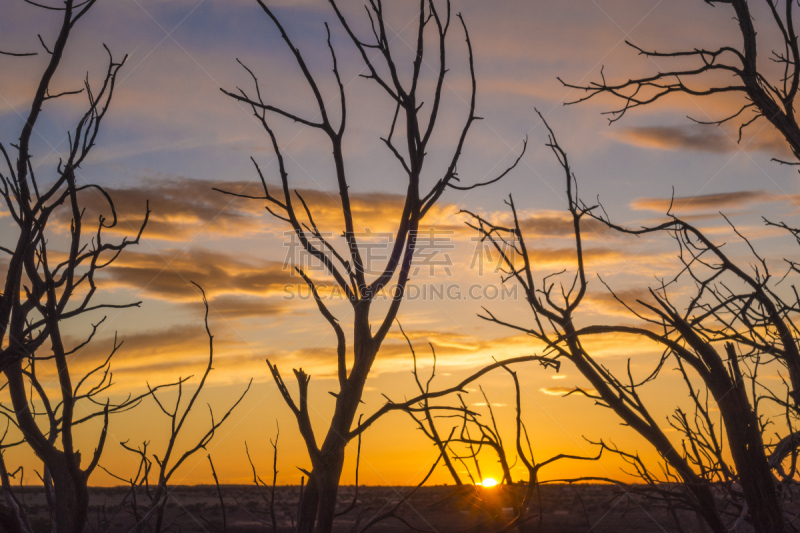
[479,477,499,488]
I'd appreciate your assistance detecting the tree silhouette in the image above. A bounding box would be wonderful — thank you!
[0,1,150,531]
[398,327,603,531]
[467,114,800,533]
[220,1,525,530]
[99,286,251,533]
[562,0,800,163]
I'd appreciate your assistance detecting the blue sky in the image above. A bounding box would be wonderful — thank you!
[2,0,800,487]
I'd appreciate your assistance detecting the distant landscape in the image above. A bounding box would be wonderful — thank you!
[4,0,800,532]
[13,484,732,533]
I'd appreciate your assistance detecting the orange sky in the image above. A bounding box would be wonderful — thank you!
[1,0,800,488]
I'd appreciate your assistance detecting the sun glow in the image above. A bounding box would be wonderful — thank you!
[479,478,499,488]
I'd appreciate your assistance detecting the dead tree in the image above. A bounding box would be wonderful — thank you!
[466,114,800,533]
[219,1,525,531]
[350,446,448,533]
[0,1,150,532]
[245,350,559,532]
[0,333,174,533]
[397,328,602,531]
[561,0,800,163]
[102,287,251,533]
[498,366,603,533]
[398,322,464,486]
[242,425,281,531]
[0,427,32,533]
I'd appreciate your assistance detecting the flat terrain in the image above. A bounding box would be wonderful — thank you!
[9,484,734,532]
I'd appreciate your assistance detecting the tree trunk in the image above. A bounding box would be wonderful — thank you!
[563,332,727,533]
[311,448,346,533]
[47,455,89,533]
[0,505,32,533]
[0,452,33,533]
[4,363,89,533]
[296,445,347,533]
[296,322,376,533]
[296,474,319,532]
[712,345,783,533]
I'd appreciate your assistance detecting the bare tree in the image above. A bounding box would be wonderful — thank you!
[101,287,251,533]
[238,347,560,532]
[219,1,526,531]
[0,1,153,531]
[561,0,800,163]
[398,327,603,532]
[0,431,32,533]
[467,114,800,533]
[241,425,281,531]
[398,322,464,487]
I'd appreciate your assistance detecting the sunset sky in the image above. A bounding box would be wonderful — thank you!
[2,0,800,489]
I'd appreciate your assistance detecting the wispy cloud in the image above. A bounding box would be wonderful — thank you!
[101,248,292,301]
[203,294,292,320]
[611,125,792,157]
[631,190,786,214]
[540,386,598,397]
[517,211,618,239]
[54,175,460,242]
[527,246,621,267]
[584,287,655,317]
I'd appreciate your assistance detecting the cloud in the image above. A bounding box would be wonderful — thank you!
[51,176,265,242]
[204,294,292,320]
[81,324,208,364]
[611,125,792,157]
[475,241,663,280]
[461,210,618,241]
[517,211,618,239]
[585,287,656,317]
[55,175,460,242]
[262,329,525,380]
[57,316,665,392]
[263,324,665,381]
[631,190,785,214]
[60,323,270,390]
[60,323,221,384]
[100,248,292,301]
[382,329,483,352]
[527,246,621,267]
[540,386,598,397]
